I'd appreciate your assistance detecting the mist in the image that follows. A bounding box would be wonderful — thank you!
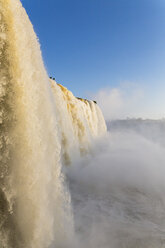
[1,1,165,247]
[90,84,165,120]
[67,120,165,248]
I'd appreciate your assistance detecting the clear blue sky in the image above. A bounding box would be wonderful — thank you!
[20,0,165,100]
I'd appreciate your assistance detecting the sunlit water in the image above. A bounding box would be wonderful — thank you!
[0,1,165,248]
[0,0,106,247]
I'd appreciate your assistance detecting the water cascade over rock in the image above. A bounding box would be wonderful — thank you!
[0,1,107,247]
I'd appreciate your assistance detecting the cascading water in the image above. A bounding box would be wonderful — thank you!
[50,81,106,165]
[0,0,107,247]
[1,1,165,248]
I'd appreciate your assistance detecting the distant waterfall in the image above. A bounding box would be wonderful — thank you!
[50,81,106,165]
[0,0,107,247]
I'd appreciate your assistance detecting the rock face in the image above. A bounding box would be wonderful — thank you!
[76,97,97,104]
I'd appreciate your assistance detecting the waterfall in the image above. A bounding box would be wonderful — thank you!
[0,0,107,247]
[50,81,106,165]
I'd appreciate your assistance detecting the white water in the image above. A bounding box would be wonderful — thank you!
[0,0,106,247]
[50,81,106,165]
[1,1,165,248]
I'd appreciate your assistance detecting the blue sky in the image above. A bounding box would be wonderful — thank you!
[21,0,165,118]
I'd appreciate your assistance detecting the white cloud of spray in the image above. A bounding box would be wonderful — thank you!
[67,123,165,248]
[90,83,165,120]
